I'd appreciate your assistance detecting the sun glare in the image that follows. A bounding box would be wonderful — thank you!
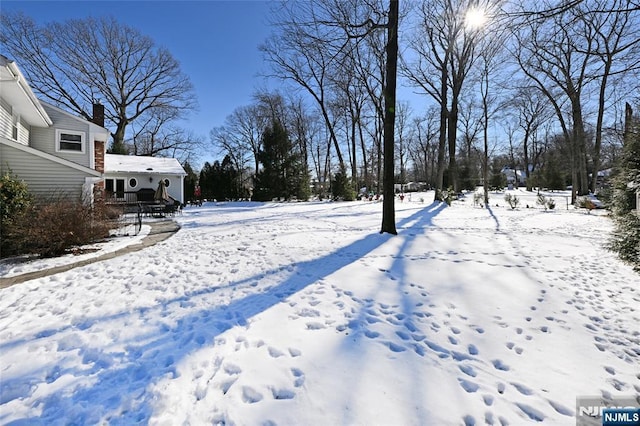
[465,7,487,29]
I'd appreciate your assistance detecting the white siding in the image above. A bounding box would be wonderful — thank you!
[105,172,184,203]
[30,105,92,168]
[0,140,93,200]
[0,98,12,140]
[16,120,29,145]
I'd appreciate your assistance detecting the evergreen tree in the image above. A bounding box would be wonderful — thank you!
[489,158,506,191]
[253,120,308,201]
[608,103,640,271]
[182,161,198,202]
[542,154,565,191]
[331,171,355,201]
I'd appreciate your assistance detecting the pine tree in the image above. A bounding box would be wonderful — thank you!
[608,103,640,271]
[489,158,506,191]
[253,120,308,201]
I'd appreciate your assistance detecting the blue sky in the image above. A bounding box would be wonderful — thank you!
[2,0,276,155]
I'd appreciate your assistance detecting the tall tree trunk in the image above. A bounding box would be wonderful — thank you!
[358,118,370,192]
[435,66,448,201]
[381,0,398,235]
[482,70,489,206]
[351,115,358,192]
[523,127,531,191]
[447,96,458,193]
[591,65,609,193]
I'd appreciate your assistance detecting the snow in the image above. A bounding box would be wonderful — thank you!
[1,189,638,425]
[104,154,187,175]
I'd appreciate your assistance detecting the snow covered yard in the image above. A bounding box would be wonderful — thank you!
[0,190,638,425]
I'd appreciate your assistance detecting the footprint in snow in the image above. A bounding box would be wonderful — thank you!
[383,341,406,353]
[511,382,534,396]
[492,359,510,371]
[224,363,242,375]
[483,395,494,406]
[288,347,302,357]
[270,387,295,400]
[459,364,477,377]
[242,386,263,404]
[291,368,305,387]
[458,378,479,393]
[515,402,545,422]
[468,344,479,355]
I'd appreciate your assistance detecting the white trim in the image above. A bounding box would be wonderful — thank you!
[5,59,53,127]
[56,129,86,154]
[1,136,101,176]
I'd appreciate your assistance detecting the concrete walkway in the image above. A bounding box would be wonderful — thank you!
[0,220,180,289]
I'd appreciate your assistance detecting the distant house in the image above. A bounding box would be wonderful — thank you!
[0,55,186,204]
[104,154,186,204]
[501,167,526,187]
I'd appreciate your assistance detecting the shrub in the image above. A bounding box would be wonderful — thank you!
[3,196,113,258]
[536,194,556,211]
[577,196,596,213]
[608,212,640,272]
[439,187,456,206]
[504,193,520,209]
[547,198,556,210]
[0,171,33,256]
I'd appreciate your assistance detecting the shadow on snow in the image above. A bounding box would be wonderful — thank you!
[4,202,447,424]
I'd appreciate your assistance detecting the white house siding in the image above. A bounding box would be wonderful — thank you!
[106,172,184,203]
[29,104,93,169]
[0,98,12,140]
[0,99,30,146]
[16,121,29,146]
[0,139,96,200]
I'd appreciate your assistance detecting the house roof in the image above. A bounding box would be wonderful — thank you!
[0,55,52,127]
[104,154,186,175]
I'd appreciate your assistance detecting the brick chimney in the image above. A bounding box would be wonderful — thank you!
[92,102,105,128]
[94,140,105,173]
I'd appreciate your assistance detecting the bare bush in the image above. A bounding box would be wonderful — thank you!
[3,197,114,258]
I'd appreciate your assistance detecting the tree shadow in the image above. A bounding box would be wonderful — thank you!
[336,201,447,425]
[4,202,446,424]
[486,205,501,231]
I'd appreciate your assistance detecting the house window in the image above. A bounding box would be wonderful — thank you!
[105,178,125,199]
[56,129,85,153]
[129,178,138,188]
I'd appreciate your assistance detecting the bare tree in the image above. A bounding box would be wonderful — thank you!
[585,0,640,192]
[404,0,483,198]
[513,5,593,203]
[260,3,348,175]
[409,110,439,187]
[395,101,413,190]
[508,86,552,190]
[0,12,196,153]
